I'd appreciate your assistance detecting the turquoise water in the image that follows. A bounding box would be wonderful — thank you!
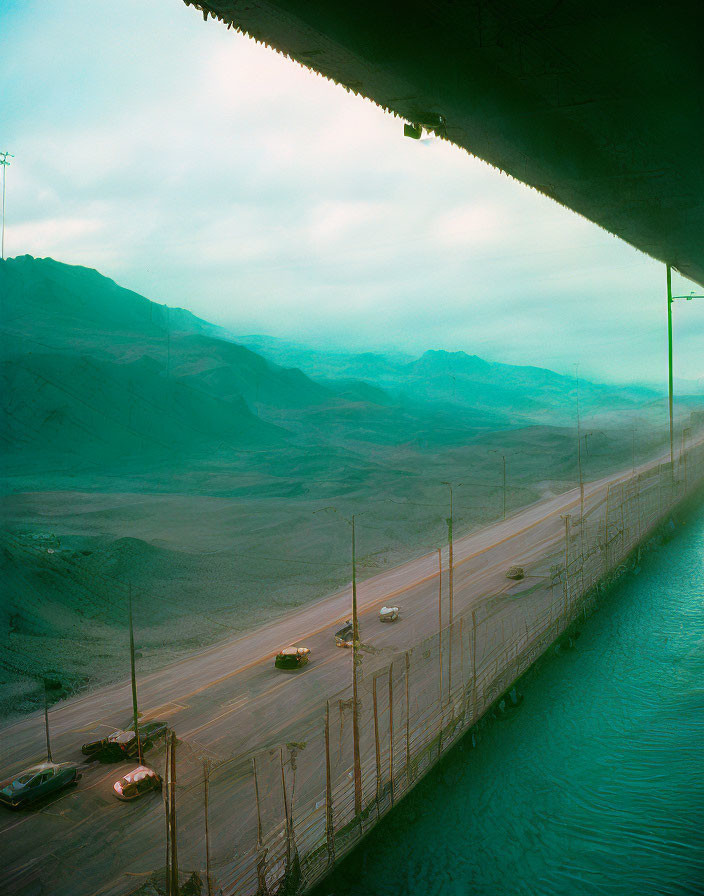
[313,504,704,896]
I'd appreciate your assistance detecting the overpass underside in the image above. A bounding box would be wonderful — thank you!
[185,0,704,287]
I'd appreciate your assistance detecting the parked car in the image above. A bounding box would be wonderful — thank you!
[113,765,162,802]
[334,621,354,647]
[506,565,525,580]
[379,606,399,622]
[274,646,311,670]
[0,762,80,810]
[82,720,168,759]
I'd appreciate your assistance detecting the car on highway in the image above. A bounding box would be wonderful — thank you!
[113,765,162,801]
[0,762,81,810]
[379,605,400,622]
[82,720,169,759]
[334,621,354,647]
[274,646,311,670]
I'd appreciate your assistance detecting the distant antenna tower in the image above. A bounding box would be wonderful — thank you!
[0,151,14,261]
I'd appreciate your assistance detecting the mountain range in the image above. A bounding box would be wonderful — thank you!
[1,255,674,484]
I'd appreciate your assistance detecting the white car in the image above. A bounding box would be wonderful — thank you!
[113,766,162,801]
[379,606,399,622]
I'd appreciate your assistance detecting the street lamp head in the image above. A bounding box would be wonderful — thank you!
[314,505,338,515]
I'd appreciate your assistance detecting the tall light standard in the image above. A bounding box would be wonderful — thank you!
[440,482,461,701]
[128,585,143,766]
[440,482,459,626]
[43,679,53,763]
[666,263,704,471]
[574,364,584,522]
[0,151,14,261]
[316,506,363,817]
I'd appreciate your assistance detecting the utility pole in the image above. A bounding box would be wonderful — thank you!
[351,514,362,818]
[437,547,442,702]
[632,426,636,476]
[501,455,506,521]
[128,585,143,765]
[43,679,53,763]
[667,264,675,471]
[164,732,171,895]
[575,365,584,521]
[561,513,571,618]
[203,760,213,896]
[441,482,457,703]
[315,505,363,816]
[0,151,13,261]
[324,700,334,861]
[666,268,704,478]
[441,484,454,624]
[166,307,171,377]
[169,731,178,896]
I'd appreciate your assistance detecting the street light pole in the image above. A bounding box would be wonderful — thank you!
[315,505,364,815]
[441,481,460,703]
[0,151,14,261]
[43,679,53,763]
[665,263,704,478]
[632,426,636,476]
[667,264,674,470]
[350,513,362,817]
[439,484,456,623]
[575,364,584,522]
[128,585,143,766]
[501,454,506,521]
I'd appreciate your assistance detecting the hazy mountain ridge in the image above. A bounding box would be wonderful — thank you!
[0,255,683,485]
[1,256,513,477]
[239,334,660,423]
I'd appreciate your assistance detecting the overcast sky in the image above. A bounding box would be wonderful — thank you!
[2,0,703,387]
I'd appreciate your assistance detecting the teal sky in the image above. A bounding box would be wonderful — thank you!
[2,0,703,387]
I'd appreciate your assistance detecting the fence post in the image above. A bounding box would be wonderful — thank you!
[280,748,291,871]
[388,663,394,805]
[561,513,571,619]
[169,731,178,896]
[372,678,382,817]
[324,701,334,864]
[405,651,411,785]
[164,731,171,896]
[459,615,467,723]
[471,609,478,721]
[437,547,443,703]
[253,757,263,850]
[203,760,213,896]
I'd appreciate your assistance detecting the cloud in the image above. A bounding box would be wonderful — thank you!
[1,0,703,388]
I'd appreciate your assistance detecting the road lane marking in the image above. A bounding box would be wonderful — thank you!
[141,498,576,719]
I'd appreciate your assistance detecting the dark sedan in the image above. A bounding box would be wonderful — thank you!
[81,721,169,759]
[0,762,80,810]
[334,621,354,648]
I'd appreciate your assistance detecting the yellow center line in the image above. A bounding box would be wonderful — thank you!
[142,492,579,719]
[180,651,344,740]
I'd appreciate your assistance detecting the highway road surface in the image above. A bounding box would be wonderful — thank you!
[0,449,687,895]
